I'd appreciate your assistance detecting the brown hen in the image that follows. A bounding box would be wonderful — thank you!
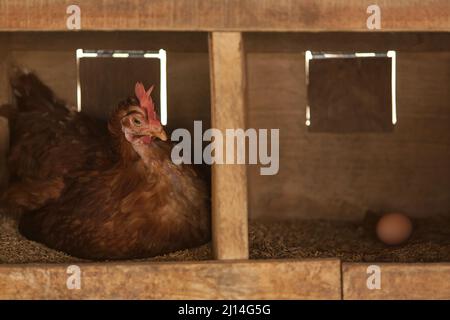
[1,69,211,260]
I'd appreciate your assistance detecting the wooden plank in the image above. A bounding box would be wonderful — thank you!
[245,32,450,53]
[6,32,209,53]
[0,259,341,299]
[0,0,448,31]
[209,32,249,260]
[343,263,450,299]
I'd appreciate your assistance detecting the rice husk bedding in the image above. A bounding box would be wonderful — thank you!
[249,216,450,262]
[1,215,449,264]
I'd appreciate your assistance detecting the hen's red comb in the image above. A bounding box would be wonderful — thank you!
[134,82,157,122]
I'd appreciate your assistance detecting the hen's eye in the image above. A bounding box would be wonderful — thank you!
[133,118,142,126]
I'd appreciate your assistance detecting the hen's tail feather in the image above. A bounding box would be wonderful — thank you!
[9,66,69,113]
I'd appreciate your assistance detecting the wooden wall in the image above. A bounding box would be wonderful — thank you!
[0,32,211,133]
[245,32,450,220]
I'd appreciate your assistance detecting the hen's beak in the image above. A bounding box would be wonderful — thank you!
[153,128,168,141]
[137,120,168,142]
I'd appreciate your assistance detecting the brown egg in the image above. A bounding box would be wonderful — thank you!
[376,212,413,245]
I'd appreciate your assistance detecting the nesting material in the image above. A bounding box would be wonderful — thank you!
[1,215,449,264]
[249,216,450,262]
[0,216,211,264]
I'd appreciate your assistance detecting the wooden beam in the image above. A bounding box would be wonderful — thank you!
[209,32,249,260]
[0,0,448,32]
[342,263,450,299]
[0,259,341,299]
[6,32,209,53]
[245,32,450,53]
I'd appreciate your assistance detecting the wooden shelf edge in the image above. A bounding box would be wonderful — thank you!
[2,258,449,299]
[342,262,450,300]
[0,258,342,300]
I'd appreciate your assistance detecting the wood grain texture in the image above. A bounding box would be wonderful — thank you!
[245,32,450,53]
[343,263,450,299]
[209,32,249,260]
[308,57,393,133]
[0,0,448,31]
[0,259,341,299]
[79,57,161,120]
[4,31,209,53]
[246,39,450,220]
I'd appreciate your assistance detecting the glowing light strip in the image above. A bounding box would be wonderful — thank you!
[387,50,397,125]
[75,49,168,125]
[158,49,168,125]
[355,52,376,57]
[77,51,98,58]
[305,51,313,126]
[323,53,342,58]
[305,105,311,126]
[309,52,383,60]
[112,52,129,58]
[143,53,160,59]
[75,49,83,112]
[305,50,312,86]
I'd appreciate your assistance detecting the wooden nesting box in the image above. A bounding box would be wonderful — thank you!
[0,0,449,300]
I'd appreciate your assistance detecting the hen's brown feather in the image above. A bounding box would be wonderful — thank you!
[4,69,211,260]
[8,69,113,177]
[19,141,210,260]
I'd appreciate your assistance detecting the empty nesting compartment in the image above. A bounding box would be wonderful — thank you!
[244,32,450,263]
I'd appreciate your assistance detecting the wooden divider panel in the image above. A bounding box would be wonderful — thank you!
[209,32,249,260]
